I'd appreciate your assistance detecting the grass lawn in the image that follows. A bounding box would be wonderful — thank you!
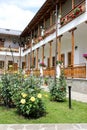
[0,91,87,124]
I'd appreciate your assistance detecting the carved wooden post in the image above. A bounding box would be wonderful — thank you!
[36,48,39,69]
[72,0,75,9]
[58,35,62,61]
[28,53,30,70]
[69,27,77,78]
[42,45,45,62]
[49,41,52,68]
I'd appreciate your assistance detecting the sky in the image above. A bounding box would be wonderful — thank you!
[0,0,46,31]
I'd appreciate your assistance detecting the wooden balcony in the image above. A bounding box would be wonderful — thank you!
[44,24,56,37]
[64,63,86,78]
[0,63,86,79]
[0,47,19,53]
[60,1,86,27]
[35,63,86,79]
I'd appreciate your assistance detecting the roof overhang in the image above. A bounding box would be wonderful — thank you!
[21,0,65,37]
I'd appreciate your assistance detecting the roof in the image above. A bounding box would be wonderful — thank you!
[0,28,21,36]
[21,0,65,37]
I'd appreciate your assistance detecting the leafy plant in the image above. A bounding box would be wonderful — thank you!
[39,62,46,67]
[56,60,62,65]
[14,76,46,118]
[73,7,80,15]
[1,70,24,108]
[49,69,67,102]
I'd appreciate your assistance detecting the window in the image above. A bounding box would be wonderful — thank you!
[8,61,13,69]
[61,0,72,17]
[52,56,55,67]
[33,57,36,67]
[68,52,71,66]
[0,38,4,47]
[61,54,65,65]
[0,61,4,69]
[22,62,26,69]
[74,0,83,6]
[45,17,50,29]
[48,58,50,68]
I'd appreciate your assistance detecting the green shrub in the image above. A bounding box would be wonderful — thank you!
[49,70,67,102]
[13,76,46,118]
[1,70,24,107]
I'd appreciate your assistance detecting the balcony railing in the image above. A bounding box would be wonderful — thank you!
[44,24,56,37]
[64,63,86,78]
[0,47,19,53]
[0,63,86,79]
[24,63,86,79]
[60,1,86,26]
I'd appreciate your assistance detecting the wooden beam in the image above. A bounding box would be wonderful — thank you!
[69,27,77,32]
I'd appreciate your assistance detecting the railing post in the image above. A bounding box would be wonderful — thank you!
[68,86,72,109]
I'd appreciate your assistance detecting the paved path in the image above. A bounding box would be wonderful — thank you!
[0,124,87,130]
[41,86,87,103]
[68,91,87,103]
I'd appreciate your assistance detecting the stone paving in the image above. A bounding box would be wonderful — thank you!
[41,86,87,103]
[0,124,87,130]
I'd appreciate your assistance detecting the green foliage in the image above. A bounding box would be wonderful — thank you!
[49,70,67,102]
[14,76,46,118]
[0,72,46,118]
[0,96,87,123]
[0,70,24,107]
[44,77,49,85]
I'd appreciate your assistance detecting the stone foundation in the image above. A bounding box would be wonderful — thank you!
[66,78,87,94]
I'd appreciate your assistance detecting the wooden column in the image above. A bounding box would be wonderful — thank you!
[58,35,62,61]
[42,45,45,62]
[32,50,34,66]
[50,12,52,26]
[28,53,30,70]
[36,48,39,69]
[69,27,77,67]
[71,31,74,66]
[25,55,26,69]
[49,41,52,67]
[19,46,21,68]
[72,0,75,9]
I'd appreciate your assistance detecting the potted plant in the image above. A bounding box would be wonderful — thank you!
[61,18,65,25]
[73,7,80,15]
[83,54,87,60]
[39,62,46,67]
[30,65,35,69]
